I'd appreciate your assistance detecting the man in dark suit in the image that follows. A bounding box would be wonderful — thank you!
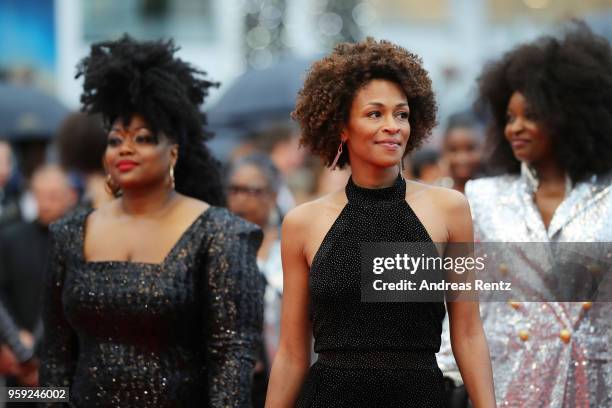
[0,164,77,388]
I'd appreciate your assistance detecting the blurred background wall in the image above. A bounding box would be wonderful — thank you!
[1,0,611,121]
[1,0,611,206]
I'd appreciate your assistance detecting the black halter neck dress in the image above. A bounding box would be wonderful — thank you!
[296,175,446,408]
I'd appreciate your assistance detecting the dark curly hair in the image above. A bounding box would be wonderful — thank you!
[477,22,612,181]
[76,34,225,205]
[293,37,437,168]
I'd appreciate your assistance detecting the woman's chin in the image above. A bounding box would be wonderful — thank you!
[511,148,536,164]
[117,180,148,192]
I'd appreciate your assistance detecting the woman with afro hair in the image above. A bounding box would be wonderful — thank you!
[39,35,264,407]
[265,38,495,407]
[439,23,612,407]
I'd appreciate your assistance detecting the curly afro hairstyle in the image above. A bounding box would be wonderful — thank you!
[76,34,225,205]
[293,37,437,169]
[477,22,612,182]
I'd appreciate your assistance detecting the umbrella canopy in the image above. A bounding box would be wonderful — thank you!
[0,82,69,141]
[207,56,315,132]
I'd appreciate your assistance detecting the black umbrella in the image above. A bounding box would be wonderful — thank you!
[205,56,316,160]
[0,82,69,140]
[207,56,314,131]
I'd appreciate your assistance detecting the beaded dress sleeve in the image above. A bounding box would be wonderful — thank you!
[204,215,264,407]
[39,216,80,398]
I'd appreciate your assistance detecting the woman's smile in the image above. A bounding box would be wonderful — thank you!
[375,139,402,151]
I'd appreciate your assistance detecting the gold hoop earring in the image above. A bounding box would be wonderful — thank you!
[329,140,344,170]
[105,174,120,197]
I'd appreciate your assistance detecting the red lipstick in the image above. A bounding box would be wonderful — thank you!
[116,160,139,172]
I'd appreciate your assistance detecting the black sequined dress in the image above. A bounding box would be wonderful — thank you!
[39,206,264,407]
[296,175,446,408]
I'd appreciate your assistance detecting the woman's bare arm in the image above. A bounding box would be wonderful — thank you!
[443,190,496,408]
[265,206,313,407]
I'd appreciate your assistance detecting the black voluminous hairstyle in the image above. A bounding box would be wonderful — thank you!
[76,34,225,205]
[477,22,612,182]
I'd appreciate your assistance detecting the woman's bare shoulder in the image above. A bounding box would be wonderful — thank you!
[85,198,120,224]
[174,194,211,216]
[286,190,345,219]
[283,190,347,265]
[405,180,468,212]
[282,190,346,233]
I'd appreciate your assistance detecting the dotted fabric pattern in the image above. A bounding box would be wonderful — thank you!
[39,206,264,407]
[296,175,446,408]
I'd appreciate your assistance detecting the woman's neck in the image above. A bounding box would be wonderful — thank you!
[350,161,400,189]
[119,186,177,217]
[532,158,566,186]
[257,225,279,262]
[452,178,467,194]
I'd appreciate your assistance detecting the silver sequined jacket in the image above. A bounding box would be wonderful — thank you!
[438,167,612,407]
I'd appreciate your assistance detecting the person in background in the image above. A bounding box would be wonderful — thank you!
[229,138,257,163]
[226,153,283,407]
[410,147,443,184]
[10,140,50,224]
[437,112,485,407]
[0,140,20,228]
[0,141,12,208]
[252,124,306,215]
[56,112,114,209]
[441,112,484,193]
[0,301,37,381]
[0,164,77,392]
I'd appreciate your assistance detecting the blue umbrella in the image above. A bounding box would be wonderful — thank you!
[0,82,69,140]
